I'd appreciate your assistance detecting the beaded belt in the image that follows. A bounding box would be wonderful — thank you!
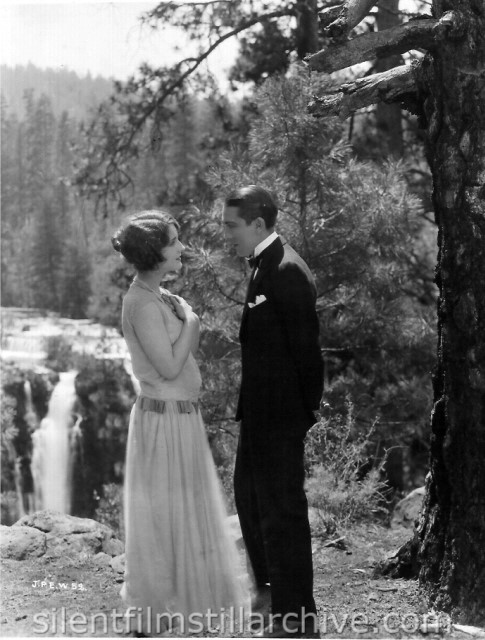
[138,396,199,414]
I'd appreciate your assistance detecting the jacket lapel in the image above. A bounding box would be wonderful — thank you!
[240,236,286,335]
[240,275,254,329]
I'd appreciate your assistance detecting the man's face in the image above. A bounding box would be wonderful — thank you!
[223,205,261,258]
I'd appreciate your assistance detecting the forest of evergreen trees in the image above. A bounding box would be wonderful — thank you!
[1,64,113,119]
[1,85,91,316]
[0,64,236,317]
[1,60,438,492]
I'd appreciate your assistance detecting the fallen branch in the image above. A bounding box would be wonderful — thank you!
[308,64,418,119]
[323,535,347,548]
[374,583,399,592]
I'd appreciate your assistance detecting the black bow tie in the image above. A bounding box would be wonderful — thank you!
[247,254,261,269]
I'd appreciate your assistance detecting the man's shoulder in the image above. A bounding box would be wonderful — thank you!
[281,242,304,265]
[267,244,317,301]
[278,243,314,281]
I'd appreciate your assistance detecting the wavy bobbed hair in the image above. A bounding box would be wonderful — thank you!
[111,210,179,272]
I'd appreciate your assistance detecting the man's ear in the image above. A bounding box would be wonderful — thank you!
[254,216,265,231]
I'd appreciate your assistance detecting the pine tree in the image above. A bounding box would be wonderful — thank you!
[307,0,485,621]
[55,111,75,226]
[1,97,20,306]
[169,70,436,481]
[58,238,91,318]
[28,196,63,311]
[23,92,56,215]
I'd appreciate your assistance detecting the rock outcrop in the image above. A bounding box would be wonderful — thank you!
[391,486,425,529]
[0,510,124,560]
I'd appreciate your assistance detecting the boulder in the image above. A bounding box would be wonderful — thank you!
[18,510,110,535]
[391,487,425,529]
[0,524,46,559]
[110,553,125,574]
[94,552,112,567]
[43,531,110,558]
[2,510,124,559]
[103,536,125,557]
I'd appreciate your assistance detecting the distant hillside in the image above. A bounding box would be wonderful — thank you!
[1,64,114,121]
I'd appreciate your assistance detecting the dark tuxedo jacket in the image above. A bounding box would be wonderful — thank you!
[236,236,323,437]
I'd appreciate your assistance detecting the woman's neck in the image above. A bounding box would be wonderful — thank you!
[134,270,162,291]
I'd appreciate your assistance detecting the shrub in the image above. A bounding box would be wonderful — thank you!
[0,491,20,525]
[305,401,388,535]
[0,392,18,493]
[94,483,124,540]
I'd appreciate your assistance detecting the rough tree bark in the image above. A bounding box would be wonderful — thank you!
[375,0,403,157]
[309,0,485,624]
[296,0,320,57]
[415,0,485,623]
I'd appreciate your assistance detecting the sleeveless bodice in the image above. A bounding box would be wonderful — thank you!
[122,282,201,401]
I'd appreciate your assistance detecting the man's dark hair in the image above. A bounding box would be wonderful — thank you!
[225,185,278,229]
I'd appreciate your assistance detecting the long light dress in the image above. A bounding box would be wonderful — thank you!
[121,280,250,635]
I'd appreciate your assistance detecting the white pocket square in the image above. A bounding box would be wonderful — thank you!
[248,295,267,308]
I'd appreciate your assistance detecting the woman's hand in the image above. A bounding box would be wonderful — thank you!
[171,296,198,324]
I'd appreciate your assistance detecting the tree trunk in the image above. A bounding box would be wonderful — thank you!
[375,0,403,157]
[296,0,320,58]
[417,0,485,624]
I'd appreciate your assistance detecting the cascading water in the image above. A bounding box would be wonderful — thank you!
[23,380,38,431]
[31,371,78,513]
[22,380,38,514]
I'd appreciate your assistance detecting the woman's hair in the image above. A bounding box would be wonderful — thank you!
[111,210,179,272]
[225,185,278,229]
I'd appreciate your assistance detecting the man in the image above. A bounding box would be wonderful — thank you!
[223,186,324,638]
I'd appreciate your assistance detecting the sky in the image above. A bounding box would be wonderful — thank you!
[0,1,237,81]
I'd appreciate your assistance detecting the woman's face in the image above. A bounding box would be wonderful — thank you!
[160,225,185,274]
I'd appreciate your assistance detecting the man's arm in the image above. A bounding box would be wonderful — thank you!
[272,262,324,412]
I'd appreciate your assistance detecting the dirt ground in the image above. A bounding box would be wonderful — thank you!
[1,522,483,639]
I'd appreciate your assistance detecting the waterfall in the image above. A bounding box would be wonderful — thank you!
[1,333,47,364]
[22,380,37,514]
[31,371,78,514]
[23,380,38,431]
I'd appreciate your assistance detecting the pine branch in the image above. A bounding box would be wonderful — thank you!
[79,7,296,212]
[117,11,291,157]
[308,64,418,119]
[307,16,445,73]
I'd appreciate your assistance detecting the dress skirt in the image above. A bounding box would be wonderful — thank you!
[121,399,250,635]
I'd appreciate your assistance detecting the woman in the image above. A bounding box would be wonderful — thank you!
[112,210,249,636]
